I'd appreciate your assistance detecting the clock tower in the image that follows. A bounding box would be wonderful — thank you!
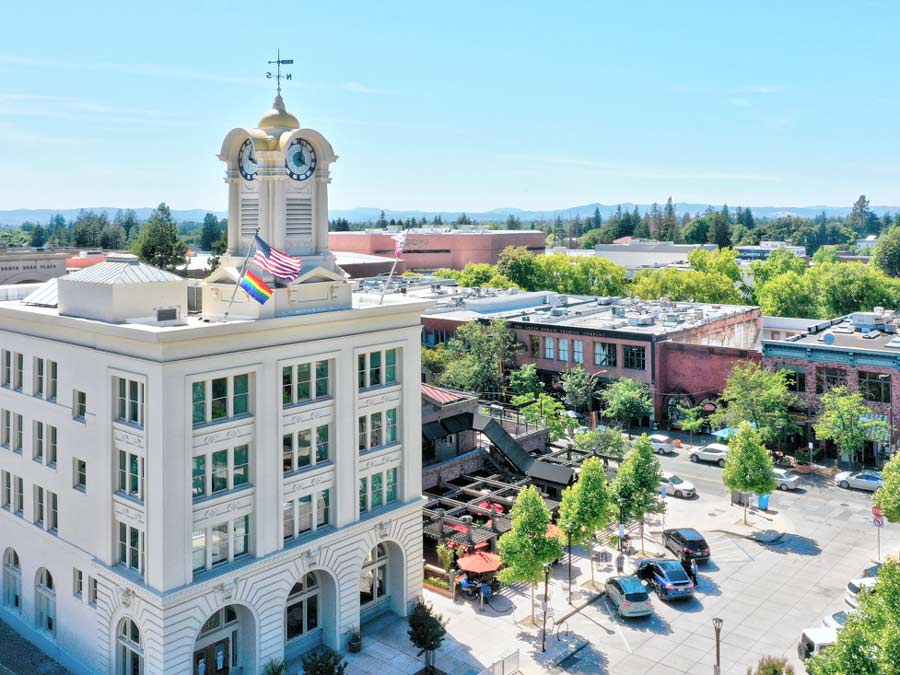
[217,93,338,272]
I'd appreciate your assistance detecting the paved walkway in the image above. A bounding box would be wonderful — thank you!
[0,619,70,675]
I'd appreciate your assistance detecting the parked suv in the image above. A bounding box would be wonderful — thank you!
[772,468,801,491]
[648,434,676,455]
[634,559,695,601]
[604,575,653,618]
[689,443,730,467]
[660,473,696,499]
[663,528,711,563]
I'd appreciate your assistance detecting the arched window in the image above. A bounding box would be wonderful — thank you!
[285,572,319,642]
[359,544,387,607]
[117,618,143,675]
[34,568,55,636]
[2,548,21,611]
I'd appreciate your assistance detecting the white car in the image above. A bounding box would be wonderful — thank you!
[648,434,676,455]
[689,443,730,467]
[845,577,877,608]
[660,473,696,499]
[797,627,838,661]
[834,470,883,492]
[773,468,801,491]
[822,609,856,631]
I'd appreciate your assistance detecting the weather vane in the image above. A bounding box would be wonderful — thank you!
[266,49,293,96]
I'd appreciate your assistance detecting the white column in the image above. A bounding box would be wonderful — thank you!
[226,175,240,255]
[253,360,279,556]
[402,327,423,502]
[334,347,355,529]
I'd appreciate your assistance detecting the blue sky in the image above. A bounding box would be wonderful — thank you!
[2,1,900,213]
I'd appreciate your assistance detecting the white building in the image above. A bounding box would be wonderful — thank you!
[0,93,427,674]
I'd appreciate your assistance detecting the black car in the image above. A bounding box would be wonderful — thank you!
[663,528,710,563]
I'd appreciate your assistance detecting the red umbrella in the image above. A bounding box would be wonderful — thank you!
[456,551,502,574]
[476,501,504,514]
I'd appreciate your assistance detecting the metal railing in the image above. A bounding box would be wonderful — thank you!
[477,650,520,675]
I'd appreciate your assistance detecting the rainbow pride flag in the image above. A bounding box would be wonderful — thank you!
[239,269,273,305]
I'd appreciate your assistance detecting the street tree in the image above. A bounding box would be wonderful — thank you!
[677,405,705,447]
[497,485,562,623]
[441,320,517,395]
[756,272,817,318]
[512,393,575,442]
[509,363,543,398]
[573,427,628,457]
[558,456,611,586]
[497,246,542,291]
[600,378,652,437]
[407,600,447,674]
[721,423,777,524]
[713,362,796,446]
[421,345,453,384]
[130,203,188,272]
[29,224,47,248]
[560,365,595,414]
[746,656,795,675]
[807,558,900,675]
[814,386,888,469]
[611,435,662,554]
[300,648,347,675]
[874,451,900,556]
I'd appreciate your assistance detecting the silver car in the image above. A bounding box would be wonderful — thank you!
[690,443,730,467]
[648,434,676,455]
[660,473,696,499]
[834,470,883,491]
[604,575,653,618]
[822,609,856,631]
[773,468,800,491]
[846,577,877,608]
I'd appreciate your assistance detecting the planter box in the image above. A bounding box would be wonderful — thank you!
[424,582,453,599]
[794,464,814,474]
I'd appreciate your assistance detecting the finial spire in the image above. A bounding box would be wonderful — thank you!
[267,49,294,98]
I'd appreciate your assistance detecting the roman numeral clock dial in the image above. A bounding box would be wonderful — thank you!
[285,138,316,181]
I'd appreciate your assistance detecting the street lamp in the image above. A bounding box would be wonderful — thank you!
[565,523,573,605]
[541,562,552,652]
[712,617,723,675]
[617,498,626,554]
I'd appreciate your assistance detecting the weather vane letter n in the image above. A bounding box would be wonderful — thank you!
[266,48,294,95]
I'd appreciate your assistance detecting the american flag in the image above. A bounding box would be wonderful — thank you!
[253,234,301,280]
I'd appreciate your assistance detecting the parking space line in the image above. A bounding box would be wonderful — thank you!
[601,597,632,653]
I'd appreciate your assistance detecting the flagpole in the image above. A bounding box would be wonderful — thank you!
[224,229,258,321]
[379,231,406,306]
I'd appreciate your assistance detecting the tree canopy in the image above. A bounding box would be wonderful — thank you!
[611,434,662,553]
[130,203,188,272]
[814,386,888,467]
[713,362,796,444]
[558,456,610,585]
[721,423,777,522]
[599,378,652,435]
[508,363,543,398]
[560,365,595,413]
[440,319,518,395]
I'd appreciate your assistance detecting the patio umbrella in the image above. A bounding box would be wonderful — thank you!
[476,501,504,514]
[713,423,756,440]
[456,551,502,574]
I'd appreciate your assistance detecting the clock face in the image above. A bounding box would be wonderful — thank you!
[285,138,316,181]
[238,139,257,181]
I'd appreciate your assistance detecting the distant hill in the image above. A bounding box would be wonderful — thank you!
[1,202,898,227]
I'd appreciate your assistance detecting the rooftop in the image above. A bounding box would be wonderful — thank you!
[765,309,900,353]
[331,227,543,236]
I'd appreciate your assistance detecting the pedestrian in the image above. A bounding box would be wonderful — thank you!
[690,559,699,586]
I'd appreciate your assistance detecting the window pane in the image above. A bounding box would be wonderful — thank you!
[233,445,249,486]
[297,364,311,401]
[298,495,312,533]
[283,502,294,541]
[283,434,294,473]
[358,416,367,452]
[306,593,318,631]
[316,425,329,463]
[232,374,249,415]
[385,348,397,383]
[129,454,140,495]
[211,378,227,419]
[192,531,206,572]
[317,490,330,527]
[282,366,293,405]
[118,379,127,419]
[371,412,383,447]
[210,524,229,566]
[129,380,139,423]
[212,450,228,493]
[286,600,305,639]
[315,361,329,398]
[359,477,368,512]
[234,516,249,557]
[386,468,398,503]
[369,352,382,387]
[192,382,206,424]
[358,354,367,389]
[387,409,398,444]
[192,456,206,498]
[371,473,383,508]
[118,450,127,492]
[297,431,311,468]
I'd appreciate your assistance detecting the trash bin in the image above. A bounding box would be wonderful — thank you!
[758,493,770,510]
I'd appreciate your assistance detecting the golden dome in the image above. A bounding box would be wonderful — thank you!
[258,94,299,131]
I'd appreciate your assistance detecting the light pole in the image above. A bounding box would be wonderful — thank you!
[617,498,626,554]
[541,562,552,652]
[565,523,573,605]
[712,617,723,675]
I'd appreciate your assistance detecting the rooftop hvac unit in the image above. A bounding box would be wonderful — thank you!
[596,296,613,305]
[612,306,626,317]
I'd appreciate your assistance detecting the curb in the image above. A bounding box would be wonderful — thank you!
[710,528,785,544]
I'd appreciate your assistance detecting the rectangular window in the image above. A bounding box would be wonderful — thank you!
[386,408,398,444]
[14,476,23,516]
[623,345,646,370]
[282,501,294,541]
[369,351,382,387]
[358,416,367,452]
[73,390,87,419]
[594,342,617,367]
[13,414,23,451]
[297,430,312,468]
[282,366,293,405]
[73,569,83,598]
[194,373,253,425]
[779,365,806,393]
[232,374,249,416]
[859,371,891,404]
[544,337,554,360]
[48,362,57,401]
[1,410,9,446]
[87,577,97,605]
[315,425,329,463]
[233,515,249,558]
[48,426,57,466]
[1,471,10,509]
[370,412,383,448]
[74,459,87,490]
[117,379,127,420]
[210,523,229,566]
[48,492,57,532]
[315,361,329,398]
[358,354,366,390]
[192,530,207,572]
[14,353,23,391]
[317,489,330,527]
[117,451,144,501]
[1,350,9,387]
[211,377,228,420]
[530,335,540,356]
[558,338,569,362]
[192,382,205,425]
[117,378,144,426]
[816,367,847,394]
[34,486,44,526]
[296,363,311,402]
[298,495,312,534]
[371,473,383,509]
[385,349,398,384]
[386,467,398,503]
[359,477,368,513]
[212,449,228,493]
[233,445,249,486]
[34,358,44,397]
[34,421,44,462]
[573,340,584,364]
[192,456,206,498]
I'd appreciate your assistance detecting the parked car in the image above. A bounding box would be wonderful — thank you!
[772,468,801,491]
[689,443,730,467]
[604,575,653,618]
[822,609,856,631]
[834,470,883,492]
[634,559,695,601]
[663,528,711,563]
[846,577,877,608]
[862,562,883,578]
[648,434,676,455]
[660,473,696,499]
[797,627,838,661]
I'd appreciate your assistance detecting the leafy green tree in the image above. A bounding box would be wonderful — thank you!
[436,542,455,576]
[806,261,900,319]
[873,225,900,277]
[611,434,662,554]
[874,451,900,556]
[711,209,732,248]
[688,247,742,282]
[573,427,628,457]
[815,386,888,469]
[599,378,652,437]
[756,271,817,318]
[441,320,517,395]
[300,648,347,675]
[677,404,705,446]
[497,246,542,291]
[560,365,595,413]
[746,656,795,675]
[631,268,743,304]
[114,209,140,243]
[721,422,777,524]
[812,246,839,264]
[713,362,795,445]
[558,457,610,586]
[513,393,575,441]
[29,224,46,248]
[199,212,221,251]
[509,363,543,398]
[130,203,188,272]
[407,600,447,674]
[497,485,562,623]
[749,249,807,289]
[455,262,497,287]
[681,216,711,244]
[484,273,519,289]
[807,559,900,675]
[848,194,880,235]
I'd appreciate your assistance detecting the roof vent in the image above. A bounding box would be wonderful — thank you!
[105,253,140,264]
[156,307,178,322]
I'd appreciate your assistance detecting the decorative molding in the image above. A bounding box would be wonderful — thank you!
[301,547,320,568]
[283,469,335,498]
[193,424,254,449]
[357,390,402,411]
[113,427,144,451]
[285,405,333,428]
[214,579,237,604]
[118,587,135,609]
[113,500,145,526]
[360,448,402,473]
[193,495,254,526]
